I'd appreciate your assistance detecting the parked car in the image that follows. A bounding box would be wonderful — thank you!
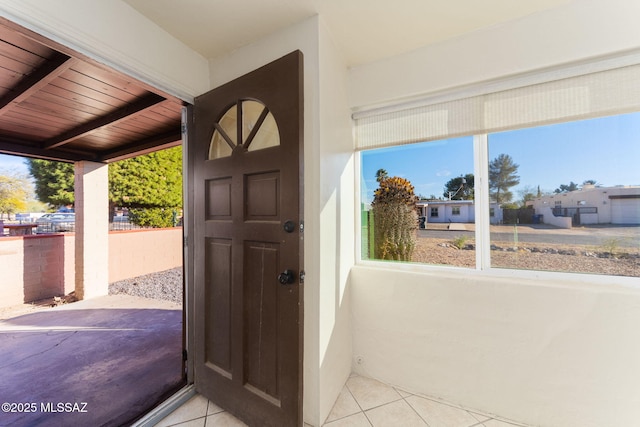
[35,213,76,233]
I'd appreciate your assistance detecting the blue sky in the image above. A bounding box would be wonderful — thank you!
[362,111,640,203]
[0,153,30,175]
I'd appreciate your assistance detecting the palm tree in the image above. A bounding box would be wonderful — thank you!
[375,168,388,183]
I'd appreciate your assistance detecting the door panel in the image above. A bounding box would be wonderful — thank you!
[192,51,303,427]
[204,237,232,373]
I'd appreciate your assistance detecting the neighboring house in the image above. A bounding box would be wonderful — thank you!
[531,185,640,226]
[417,200,503,224]
[418,200,474,224]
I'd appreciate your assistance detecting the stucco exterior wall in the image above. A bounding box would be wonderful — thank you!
[0,229,182,308]
[108,228,183,283]
[0,234,74,307]
[532,186,640,225]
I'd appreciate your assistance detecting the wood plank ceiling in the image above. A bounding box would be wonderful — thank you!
[0,17,184,164]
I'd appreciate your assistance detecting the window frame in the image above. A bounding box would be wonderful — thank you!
[353,53,640,288]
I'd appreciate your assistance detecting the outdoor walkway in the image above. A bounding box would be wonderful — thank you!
[0,294,184,427]
[155,375,529,427]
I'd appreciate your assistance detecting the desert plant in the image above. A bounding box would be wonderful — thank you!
[451,235,469,249]
[600,237,623,258]
[371,175,418,261]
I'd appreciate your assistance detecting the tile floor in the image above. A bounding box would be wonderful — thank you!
[154,374,529,427]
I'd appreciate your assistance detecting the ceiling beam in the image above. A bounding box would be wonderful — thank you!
[41,93,167,150]
[98,130,182,162]
[0,52,75,116]
[0,138,95,163]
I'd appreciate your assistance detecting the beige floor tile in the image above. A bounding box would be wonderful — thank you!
[405,395,480,427]
[205,411,248,426]
[365,400,427,427]
[394,387,413,398]
[324,412,372,427]
[346,376,402,411]
[483,419,523,427]
[155,395,209,426]
[207,400,224,416]
[468,411,492,424]
[326,386,362,423]
[170,418,206,427]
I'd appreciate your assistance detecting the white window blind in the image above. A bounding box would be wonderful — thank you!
[354,62,640,150]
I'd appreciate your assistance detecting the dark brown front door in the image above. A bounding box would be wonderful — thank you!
[192,51,303,427]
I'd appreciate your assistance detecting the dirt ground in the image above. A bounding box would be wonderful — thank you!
[413,236,640,277]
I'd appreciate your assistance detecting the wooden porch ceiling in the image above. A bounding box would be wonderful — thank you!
[0,18,185,164]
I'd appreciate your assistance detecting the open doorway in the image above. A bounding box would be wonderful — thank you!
[0,15,188,426]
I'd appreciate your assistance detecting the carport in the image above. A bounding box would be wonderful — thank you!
[0,17,186,426]
[0,16,184,300]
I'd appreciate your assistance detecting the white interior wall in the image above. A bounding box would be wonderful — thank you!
[347,1,640,426]
[209,16,354,426]
[351,266,640,427]
[349,0,640,109]
[316,17,354,425]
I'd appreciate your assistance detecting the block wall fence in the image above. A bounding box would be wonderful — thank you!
[0,228,183,308]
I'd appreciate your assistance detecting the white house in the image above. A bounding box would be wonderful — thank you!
[531,185,640,226]
[0,2,639,427]
[417,200,504,224]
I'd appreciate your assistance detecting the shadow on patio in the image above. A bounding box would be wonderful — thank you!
[0,294,184,427]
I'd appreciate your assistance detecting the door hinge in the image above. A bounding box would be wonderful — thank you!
[183,349,188,362]
[299,221,304,233]
[183,236,188,247]
[299,270,305,283]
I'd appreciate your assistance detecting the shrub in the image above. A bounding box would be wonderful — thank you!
[128,207,177,228]
[452,235,469,249]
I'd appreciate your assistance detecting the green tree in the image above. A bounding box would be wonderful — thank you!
[443,174,474,200]
[27,159,75,208]
[375,168,388,182]
[371,175,418,261]
[28,146,183,227]
[489,154,520,205]
[0,173,29,219]
[518,185,539,207]
[554,181,580,193]
[109,146,182,227]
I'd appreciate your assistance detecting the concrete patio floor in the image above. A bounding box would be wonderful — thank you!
[0,294,184,427]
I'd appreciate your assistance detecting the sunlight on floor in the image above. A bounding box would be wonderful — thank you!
[155,374,529,427]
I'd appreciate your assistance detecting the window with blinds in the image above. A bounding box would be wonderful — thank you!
[357,59,640,278]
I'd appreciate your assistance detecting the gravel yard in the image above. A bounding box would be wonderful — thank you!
[413,237,640,277]
[109,267,183,304]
